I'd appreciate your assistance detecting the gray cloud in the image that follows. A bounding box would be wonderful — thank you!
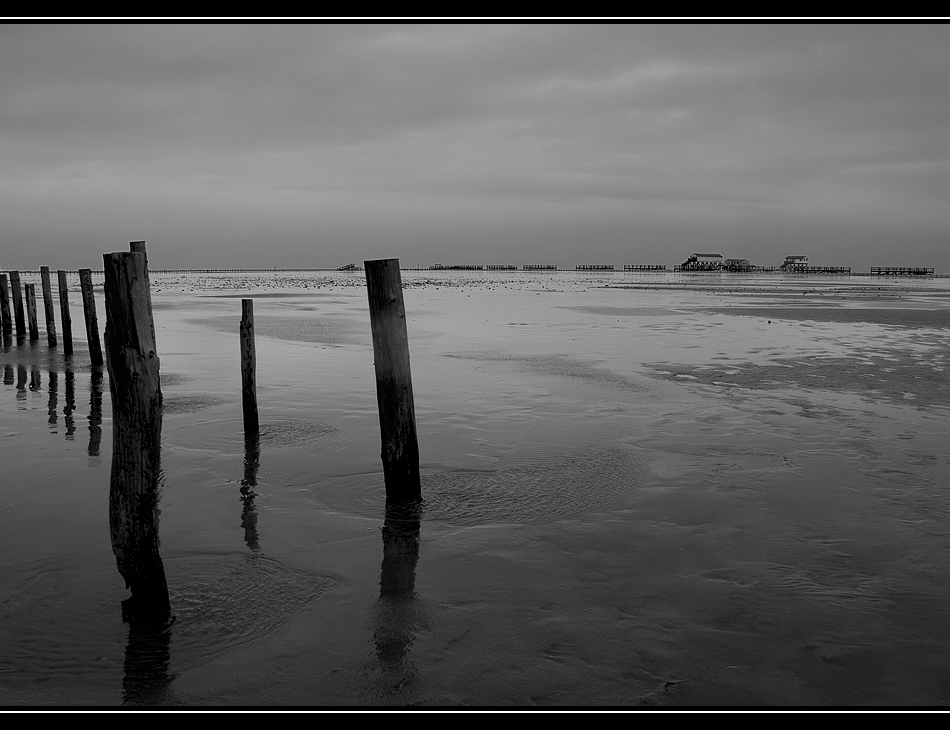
[1,23,947,270]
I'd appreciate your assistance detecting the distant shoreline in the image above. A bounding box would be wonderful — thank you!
[4,267,949,277]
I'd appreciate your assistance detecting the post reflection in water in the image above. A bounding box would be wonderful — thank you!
[372,497,425,685]
[64,369,76,440]
[16,364,27,402]
[47,371,58,430]
[108,406,176,705]
[240,433,261,551]
[121,610,176,706]
[3,364,13,386]
[88,367,103,461]
[29,367,41,393]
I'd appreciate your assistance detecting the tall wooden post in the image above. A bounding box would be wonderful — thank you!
[0,273,12,340]
[103,250,169,618]
[79,269,103,367]
[364,258,421,500]
[40,266,57,347]
[240,299,259,440]
[9,271,26,340]
[25,284,39,341]
[57,270,73,356]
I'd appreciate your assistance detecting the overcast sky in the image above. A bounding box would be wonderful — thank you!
[1,23,948,271]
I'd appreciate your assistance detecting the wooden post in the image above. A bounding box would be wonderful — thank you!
[9,271,26,340]
[240,299,259,440]
[364,258,421,500]
[129,241,155,345]
[78,269,104,367]
[0,273,12,340]
[103,250,169,618]
[25,284,39,341]
[40,266,57,347]
[57,270,73,356]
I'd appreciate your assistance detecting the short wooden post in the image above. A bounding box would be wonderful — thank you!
[25,283,39,341]
[40,266,57,347]
[103,250,169,618]
[57,270,73,356]
[78,269,103,367]
[364,258,421,500]
[9,271,26,340]
[0,273,12,340]
[240,299,259,439]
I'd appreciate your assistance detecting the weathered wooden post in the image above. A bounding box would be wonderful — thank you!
[129,241,155,345]
[25,284,39,341]
[40,266,57,347]
[240,298,259,440]
[78,268,104,367]
[9,271,26,340]
[364,258,421,500]
[57,270,73,356]
[0,273,12,340]
[103,250,169,619]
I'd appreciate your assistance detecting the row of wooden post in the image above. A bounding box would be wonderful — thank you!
[1,267,103,366]
[5,243,420,616]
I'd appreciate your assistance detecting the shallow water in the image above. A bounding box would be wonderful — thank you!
[1,270,949,706]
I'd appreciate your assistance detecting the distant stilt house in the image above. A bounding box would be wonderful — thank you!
[780,255,809,271]
[680,253,723,271]
[722,258,753,272]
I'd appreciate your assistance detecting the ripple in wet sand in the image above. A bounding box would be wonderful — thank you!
[317,448,649,525]
[0,553,335,680]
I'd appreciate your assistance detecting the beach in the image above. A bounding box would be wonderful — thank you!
[1,270,949,707]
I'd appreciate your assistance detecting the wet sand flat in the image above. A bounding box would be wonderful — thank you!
[1,271,949,706]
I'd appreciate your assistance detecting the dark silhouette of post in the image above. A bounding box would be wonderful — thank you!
[88,366,104,461]
[57,270,73,356]
[240,299,259,440]
[10,271,26,340]
[364,259,421,500]
[103,250,169,619]
[79,268,104,366]
[372,498,423,682]
[240,438,261,551]
[25,284,39,341]
[64,369,76,440]
[47,371,58,429]
[40,266,57,347]
[0,273,12,341]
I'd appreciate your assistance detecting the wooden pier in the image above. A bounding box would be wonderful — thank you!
[870,267,934,276]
